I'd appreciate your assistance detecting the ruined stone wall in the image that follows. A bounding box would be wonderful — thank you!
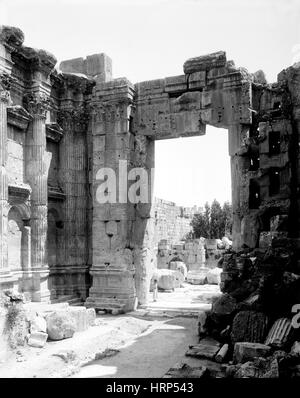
[0,25,299,313]
[153,197,200,246]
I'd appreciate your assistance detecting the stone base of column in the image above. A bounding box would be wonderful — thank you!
[31,269,51,302]
[85,268,137,313]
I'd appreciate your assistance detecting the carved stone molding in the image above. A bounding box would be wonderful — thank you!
[46,122,63,142]
[7,105,32,130]
[0,73,14,104]
[23,92,51,119]
[48,186,66,201]
[57,106,89,132]
[8,183,31,200]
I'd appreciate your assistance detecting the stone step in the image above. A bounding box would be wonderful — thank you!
[51,295,83,306]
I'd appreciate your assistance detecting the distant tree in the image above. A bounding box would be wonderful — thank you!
[210,199,223,239]
[190,200,232,239]
[222,201,233,238]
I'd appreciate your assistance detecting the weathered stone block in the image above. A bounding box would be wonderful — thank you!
[30,315,47,334]
[67,306,88,332]
[265,318,293,348]
[206,267,222,285]
[86,308,96,327]
[231,311,269,344]
[211,294,237,324]
[27,331,48,348]
[46,311,76,341]
[233,342,271,364]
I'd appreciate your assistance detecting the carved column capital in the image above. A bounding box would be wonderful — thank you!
[57,106,89,131]
[0,73,13,104]
[23,92,51,119]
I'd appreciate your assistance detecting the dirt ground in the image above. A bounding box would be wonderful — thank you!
[0,283,220,378]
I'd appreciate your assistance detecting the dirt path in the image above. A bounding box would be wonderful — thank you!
[71,317,198,378]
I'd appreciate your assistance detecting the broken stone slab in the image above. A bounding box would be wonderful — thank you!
[52,349,77,363]
[95,348,120,360]
[230,311,269,344]
[164,362,208,378]
[29,315,47,334]
[265,318,293,349]
[206,267,222,285]
[197,311,208,336]
[152,269,184,290]
[233,342,271,364]
[169,261,187,279]
[290,341,300,355]
[86,308,96,326]
[232,357,279,378]
[27,331,48,348]
[67,306,88,332]
[186,338,221,360]
[46,311,76,341]
[187,269,208,285]
[183,51,227,74]
[211,294,237,324]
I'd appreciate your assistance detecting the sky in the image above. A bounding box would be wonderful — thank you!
[1,0,299,207]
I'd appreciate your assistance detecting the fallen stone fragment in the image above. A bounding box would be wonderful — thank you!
[265,318,292,348]
[86,308,96,326]
[230,311,269,344]
[164,362,208,378]
[206,267,222,285]
[46,311,76,341]
[67,306,88,332]
[95,348,120,360]
[27,331,48,348]
[234,357,279,378]
[290,341,300,355]
[30,315,47,334]
[187,270,208,285]
[52,349,77,363]
[211,294,237,324]
[169,261,187,279]
[233,342,271,364]
[197,311,207,336]
[215,344,229,363]
[186,339,220,360]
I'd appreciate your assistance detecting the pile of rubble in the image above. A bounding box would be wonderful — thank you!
[164,236,300,378]
[0,289,96,356]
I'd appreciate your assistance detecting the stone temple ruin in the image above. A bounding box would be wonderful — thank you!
[0,25,300,319]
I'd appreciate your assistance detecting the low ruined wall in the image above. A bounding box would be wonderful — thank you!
[154,198,200,247]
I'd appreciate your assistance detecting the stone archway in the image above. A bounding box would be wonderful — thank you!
[84,50,298,313]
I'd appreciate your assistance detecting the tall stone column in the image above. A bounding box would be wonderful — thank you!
[25,92,51,301]
[0,74,10,273]
[85,78,137,313]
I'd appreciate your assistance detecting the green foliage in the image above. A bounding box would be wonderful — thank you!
[190,199,233,239]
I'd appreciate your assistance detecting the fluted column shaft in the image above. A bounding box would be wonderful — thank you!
[0,83,10,271]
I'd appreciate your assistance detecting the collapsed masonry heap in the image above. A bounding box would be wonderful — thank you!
[194,232,300,378]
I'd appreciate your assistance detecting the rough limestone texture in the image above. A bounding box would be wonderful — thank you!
[27,331,48,348]
[206,267,222,285]
[152,269,184,291]
[46,312,76,341]
[169,261,187,279]
[231,311,269,344]
[233,342,271,364]
[1,25,300,313]
[265,318,293,348]
[29,316,47,334]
